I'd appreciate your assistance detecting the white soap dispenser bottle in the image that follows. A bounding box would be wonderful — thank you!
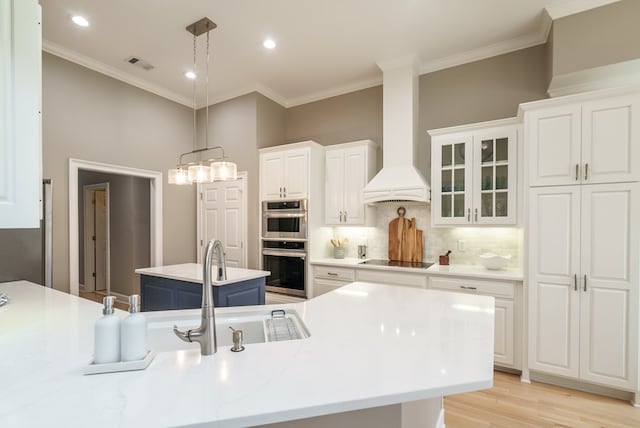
[94,296,121,364]
[120,294,148,361]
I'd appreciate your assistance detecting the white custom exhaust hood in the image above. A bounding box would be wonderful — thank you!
[362,56,430,204]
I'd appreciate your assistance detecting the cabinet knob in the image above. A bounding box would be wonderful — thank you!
[460,285,477,290]
[467,208,471,222]
[474,208,478,222]
[575,164,579,181]
[584,163,589,181]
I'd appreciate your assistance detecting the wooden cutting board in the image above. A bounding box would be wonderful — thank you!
[388,207,423,262]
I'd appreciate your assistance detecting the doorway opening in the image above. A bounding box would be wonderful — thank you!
[69,158,163,299]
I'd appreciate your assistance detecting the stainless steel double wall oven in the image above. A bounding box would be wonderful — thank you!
[262,200,307,297]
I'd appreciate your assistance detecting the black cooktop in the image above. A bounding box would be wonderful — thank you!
[359,259,434,269]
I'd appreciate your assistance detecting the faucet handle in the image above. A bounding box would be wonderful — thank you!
[173,325,191,343]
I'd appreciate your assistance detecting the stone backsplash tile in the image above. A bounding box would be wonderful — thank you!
[329,205,521,267]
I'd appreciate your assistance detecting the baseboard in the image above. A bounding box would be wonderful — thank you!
[109,290,129,305]
[530,371,635,402]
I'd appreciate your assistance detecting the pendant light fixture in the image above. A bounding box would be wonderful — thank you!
[168,18,237,185]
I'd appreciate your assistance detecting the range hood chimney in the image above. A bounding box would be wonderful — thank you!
[362,56,430,204]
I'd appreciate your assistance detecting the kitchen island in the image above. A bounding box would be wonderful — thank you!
[0,280,494,428]
[135,263,269,310]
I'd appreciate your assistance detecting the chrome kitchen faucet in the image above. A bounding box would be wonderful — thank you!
[173,239,227,355]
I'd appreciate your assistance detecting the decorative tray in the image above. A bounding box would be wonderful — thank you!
[83,350,155,375]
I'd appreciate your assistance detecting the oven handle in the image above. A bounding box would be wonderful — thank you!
[263,212,306,218]
[262,249,307,259]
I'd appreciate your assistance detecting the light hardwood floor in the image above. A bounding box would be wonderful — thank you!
[79,291,129,311]
[445,371,640,428]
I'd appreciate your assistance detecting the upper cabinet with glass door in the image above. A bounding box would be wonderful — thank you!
[429,119,519,226]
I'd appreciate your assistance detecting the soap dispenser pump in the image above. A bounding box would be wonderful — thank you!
[120,295,148,361]
[94,296,121,364]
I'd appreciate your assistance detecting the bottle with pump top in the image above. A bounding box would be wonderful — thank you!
[94,296,121,364]
[120,294,148,361]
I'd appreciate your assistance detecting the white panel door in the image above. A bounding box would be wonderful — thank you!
[0,0,41,228]
[200,177,247,268]
[260,152,283,201]
[579,183,638,389]
[582,95,640,184]
[343,146,366,224]
[324,150,344,224]
[283,148,309,199]
[528,186,580,378]
[527,104,581,187]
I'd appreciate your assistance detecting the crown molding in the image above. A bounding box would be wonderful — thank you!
[43,39,194,108]
[419,15,551,75]
[545,0,621,20]
[284,77,383,108]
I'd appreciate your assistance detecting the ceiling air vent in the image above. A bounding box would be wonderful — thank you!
[125,56,154,71]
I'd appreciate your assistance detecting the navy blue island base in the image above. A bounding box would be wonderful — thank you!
[140,274,265,311]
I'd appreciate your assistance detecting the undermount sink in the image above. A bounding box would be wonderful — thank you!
[146,309,309,352]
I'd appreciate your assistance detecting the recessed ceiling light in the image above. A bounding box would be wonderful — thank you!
[263,38,276,49]
[71,15,90,27]
[185,71,196,80]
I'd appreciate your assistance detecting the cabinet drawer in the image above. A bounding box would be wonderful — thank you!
[429,277,515,298]
[314,265,356,282]
[357,269,427,289]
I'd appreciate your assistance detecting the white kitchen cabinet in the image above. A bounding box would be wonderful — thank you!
[260,144,313,201]
[312,265,355,297]
[528,183,639,391]
[0,0,41,228]
[324,140,377,225]
[428,276,521,369]
[429,119,518,226]
[526,94,640,187]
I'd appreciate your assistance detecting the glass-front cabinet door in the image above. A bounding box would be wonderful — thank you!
[431,135,473,225]
[430,123,518,227]
[473,128,517,224]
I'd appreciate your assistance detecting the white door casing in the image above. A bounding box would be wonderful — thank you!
[68,158,162,297]
[197,172,247,268]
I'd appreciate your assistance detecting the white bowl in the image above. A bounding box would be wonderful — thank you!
[478,253,511,270]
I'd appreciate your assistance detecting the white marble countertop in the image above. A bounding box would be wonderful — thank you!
[425,264,523,281]
[311,258,523,281]
[135,263,270,286]
[0,281,494,428]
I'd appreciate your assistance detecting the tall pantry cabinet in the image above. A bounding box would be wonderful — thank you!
[0,0,41,228]
[523,89,640,395]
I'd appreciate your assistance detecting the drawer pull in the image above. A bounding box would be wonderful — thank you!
[327,272,338,276]
[460,285,477,290]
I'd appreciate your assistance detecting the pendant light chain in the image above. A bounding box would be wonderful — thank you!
[205,30,210,153]
[192,34,197,152]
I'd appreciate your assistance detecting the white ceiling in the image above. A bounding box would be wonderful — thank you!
[41,0,620,108]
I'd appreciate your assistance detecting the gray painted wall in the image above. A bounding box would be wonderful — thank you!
[43,53,196,293]
[417,44,549,179]
[77,171,150,296]
[552,0,640,76]
[284,86,383,147]
[280,44,548,180]
[196,93,261,268]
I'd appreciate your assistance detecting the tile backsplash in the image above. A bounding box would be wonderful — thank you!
[330,204,521,268]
